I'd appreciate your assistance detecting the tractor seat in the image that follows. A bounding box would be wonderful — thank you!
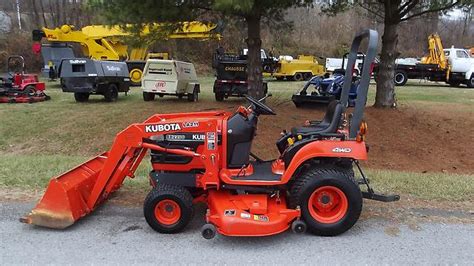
[291,100,343,136]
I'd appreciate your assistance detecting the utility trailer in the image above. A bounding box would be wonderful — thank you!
[59,59,130,102]
[141,59,200,102]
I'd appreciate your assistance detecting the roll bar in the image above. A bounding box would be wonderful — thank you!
[339,29,378,139]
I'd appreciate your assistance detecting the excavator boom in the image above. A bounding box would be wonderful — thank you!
[34,22,221,61]
[421,33,448,70]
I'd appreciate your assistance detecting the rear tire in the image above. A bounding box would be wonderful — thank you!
[394,70,408,86]
[467,74,474,88]
[74,92,89,102]
[448,80,461,87]
[23,85,36,97]
[143,91,155,101]
[303,72,312,80]
[289,165,362,236]
[104,84,118,102]
[215,92,224,102]
[144,184,193,234]
[293,72,304,81]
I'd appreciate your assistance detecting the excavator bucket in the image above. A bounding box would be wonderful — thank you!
[20,153,109,229]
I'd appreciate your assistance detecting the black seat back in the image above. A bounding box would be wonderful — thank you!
[319,100,343,133]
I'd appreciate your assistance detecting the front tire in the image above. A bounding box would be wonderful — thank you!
[289,165,362,236]
[467,74,474,88]
[74,92,90,102]
[187,87,199,102]
[144,185,194,234]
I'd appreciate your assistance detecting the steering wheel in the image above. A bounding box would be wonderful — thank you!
[244,95,276,115]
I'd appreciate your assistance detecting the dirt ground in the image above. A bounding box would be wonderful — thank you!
[252,100,474,174]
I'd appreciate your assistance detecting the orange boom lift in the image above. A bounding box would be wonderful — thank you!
[21,30,398,238]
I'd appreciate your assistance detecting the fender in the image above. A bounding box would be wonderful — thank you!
[280,140,367,183]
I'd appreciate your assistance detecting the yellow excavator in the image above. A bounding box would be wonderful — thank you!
[33,22,221,85]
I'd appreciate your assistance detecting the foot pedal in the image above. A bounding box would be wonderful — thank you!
[362,192,400,202]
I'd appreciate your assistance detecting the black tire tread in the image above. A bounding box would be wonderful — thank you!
[288,164,361,236]
[144,184,193,234]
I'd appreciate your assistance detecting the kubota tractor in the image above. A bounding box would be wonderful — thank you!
[21,30,398,238]
[0,56,49,103]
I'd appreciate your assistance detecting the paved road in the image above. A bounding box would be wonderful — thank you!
[1,202,473,265]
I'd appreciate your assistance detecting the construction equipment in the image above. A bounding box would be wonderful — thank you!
[0,56,49,103]
[374,34,474,87]
[32,22,221,85]
[212,50,268,101]
[266,55,325,81]
[293,54,369,107]
[142,59,200,102]
[59,59,130,102]
[21,30,398,238]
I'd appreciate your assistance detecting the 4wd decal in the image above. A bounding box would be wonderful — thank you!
[332,147,352,153]
[145,123,181,133]
[182,121,199,128]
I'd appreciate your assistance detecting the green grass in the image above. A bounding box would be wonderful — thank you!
[1,76,473,201]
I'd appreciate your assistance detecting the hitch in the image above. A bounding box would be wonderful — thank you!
[354,160,400,203]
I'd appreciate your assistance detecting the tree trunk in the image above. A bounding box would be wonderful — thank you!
[30,0,41,27]
[245,15,264,99]
[39,0,48,27]
[375,22,398,108]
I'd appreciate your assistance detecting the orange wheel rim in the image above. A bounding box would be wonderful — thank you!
[154,199,181,225]
[308,186,348,224]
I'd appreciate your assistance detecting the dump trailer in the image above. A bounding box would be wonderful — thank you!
[33,22,222,85]
[268,55,325,81]
[212,53,268,101]
[21,29,398,239]
[59,59,130,102]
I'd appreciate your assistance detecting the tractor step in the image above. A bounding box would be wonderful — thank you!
[206,190,300,237]
[362,192,400,202]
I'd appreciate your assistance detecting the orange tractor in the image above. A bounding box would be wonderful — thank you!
[21,30,398,238]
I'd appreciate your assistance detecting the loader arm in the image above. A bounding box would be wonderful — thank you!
[21,118,220,229]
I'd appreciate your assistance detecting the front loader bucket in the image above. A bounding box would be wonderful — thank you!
[20,153,109,229]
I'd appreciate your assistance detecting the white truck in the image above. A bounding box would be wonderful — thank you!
[444,47,474,87]
[141,59,200,101]
[380,47,474,87]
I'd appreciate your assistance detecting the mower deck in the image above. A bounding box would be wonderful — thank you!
[0,94,50,103]
[206,190,300,237]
